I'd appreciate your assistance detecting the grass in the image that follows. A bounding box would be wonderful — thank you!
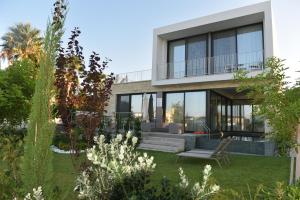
[53,150,289,199]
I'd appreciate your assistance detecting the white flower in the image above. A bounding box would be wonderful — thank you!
[126,131,132,138]
[116,134,123,141]
[132,136,138,145]
[211,184,220,193]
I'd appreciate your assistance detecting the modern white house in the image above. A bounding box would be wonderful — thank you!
[106,2,276,155]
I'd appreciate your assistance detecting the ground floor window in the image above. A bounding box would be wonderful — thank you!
[164,91,207,132]
[210,91,265,133]
[116,93,157,120]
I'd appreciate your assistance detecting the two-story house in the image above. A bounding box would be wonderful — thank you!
[106,2,276,154]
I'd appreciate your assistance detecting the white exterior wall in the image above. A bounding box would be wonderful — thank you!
[152,1,275,86]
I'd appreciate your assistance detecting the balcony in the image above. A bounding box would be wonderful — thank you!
[115,69,151,84]
[157,50,264,80]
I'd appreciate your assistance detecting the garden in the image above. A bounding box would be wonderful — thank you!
[0,0,300,199]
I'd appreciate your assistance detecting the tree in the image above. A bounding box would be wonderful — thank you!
[21,0,67,198]
[54,27,114,152]
[235,57,300,155]
[0,59,36,127]
[0,23,42,65]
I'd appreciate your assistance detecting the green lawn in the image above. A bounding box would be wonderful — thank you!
[53,150,290,199]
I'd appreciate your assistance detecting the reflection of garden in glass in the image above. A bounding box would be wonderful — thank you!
[185,91,206,132]
[165,93,184,124]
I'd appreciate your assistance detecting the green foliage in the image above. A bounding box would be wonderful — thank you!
[21,0,67,198]
[234,57,300,154]
[0,23,42,64]
[219,181,300,200]
[0,132,24,199]
[0,59,36,127]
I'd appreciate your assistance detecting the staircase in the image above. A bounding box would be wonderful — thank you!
[138,132,185,153]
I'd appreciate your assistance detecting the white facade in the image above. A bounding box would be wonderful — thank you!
[152,1,275,86]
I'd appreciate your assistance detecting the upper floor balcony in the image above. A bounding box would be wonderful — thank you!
[152,1,275,85]
[157,49,264,80]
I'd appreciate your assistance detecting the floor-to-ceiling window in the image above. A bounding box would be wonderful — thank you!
[212,30,237,74]
[210,92,222,132]
[164,91,207,132]
[211,23,263,74]
[237,24,263,70]
[165,93,184,124]
[116,93,157,124]
[131,94,143,117]
[168,40,185,79]
[168,35,207,78]
[209,92,264,133]
[186,36,207,76]
[185,91,206,132]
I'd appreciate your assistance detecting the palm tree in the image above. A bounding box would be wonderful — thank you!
[0,23,42,64]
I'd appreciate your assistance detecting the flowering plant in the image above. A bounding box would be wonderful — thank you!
[179,165,220,199]
[13,186,44,200]
[75,132,156,199]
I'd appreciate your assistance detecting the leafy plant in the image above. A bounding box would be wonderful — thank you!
[234,57,300,155]
[55,27,115,150]
[0,59,36,127]
[21,0,67,198]
[0,133,23,199]
[75,132,219,200]
[0,23,42,65]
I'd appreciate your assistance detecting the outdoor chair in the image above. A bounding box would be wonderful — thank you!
[176,137,232,168]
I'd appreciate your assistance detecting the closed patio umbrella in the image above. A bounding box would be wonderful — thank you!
[148,94,154,122]
[142,93,149,122]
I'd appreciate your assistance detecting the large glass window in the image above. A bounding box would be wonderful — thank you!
[232,103,241,131]
[131,94,143,117]
[237,24,263,70]
[241,105,252,131]
[212,30,237,74]
[186,36,207,76]
[185,91,206,132]
[145,93,157,122]
[117,93,157,120]
[118,95,130,112]
[210,92,221,132]
[168,40,185,79]
[165,93,184,124]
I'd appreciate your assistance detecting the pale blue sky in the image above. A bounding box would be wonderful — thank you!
[0,0,299,81]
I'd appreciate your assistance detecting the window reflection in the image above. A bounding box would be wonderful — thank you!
[185,91,206,132]
[165,93,184,124]
[168,40,185,78]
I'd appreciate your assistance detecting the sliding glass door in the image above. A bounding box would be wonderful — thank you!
[168,40,185,79]
[165,91,207,132]
[185,91,206,132]
[237,24,263,70]
[165,93,184,124]
[212,30,237,74]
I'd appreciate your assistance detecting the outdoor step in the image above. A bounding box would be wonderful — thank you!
[138,143,184,153]
[142,136,185,144]
[142,138,185,147]
[142,132,186,139]
[151,128,169,132]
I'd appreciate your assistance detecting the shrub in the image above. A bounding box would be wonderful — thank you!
[75,132,220,200]
[74,132,156,199]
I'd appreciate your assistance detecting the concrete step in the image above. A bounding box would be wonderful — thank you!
[142,132,186,139]
[142,138,184,147]
[138,143,184,153]
[142,136,185,144]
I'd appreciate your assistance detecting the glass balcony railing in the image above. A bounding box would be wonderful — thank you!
[158,50,264,80]
[115,69,151,84]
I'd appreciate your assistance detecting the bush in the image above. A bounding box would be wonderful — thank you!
[75,132,219,200]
